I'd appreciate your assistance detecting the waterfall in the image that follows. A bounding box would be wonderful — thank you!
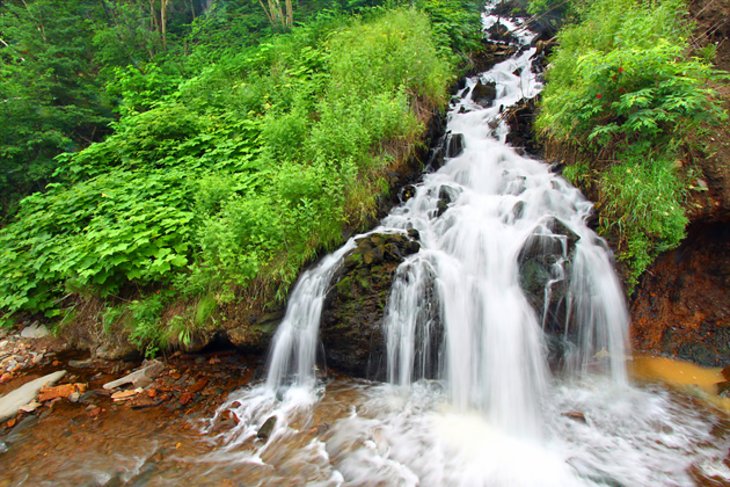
[204,5,728,486]
[262,3,629,435]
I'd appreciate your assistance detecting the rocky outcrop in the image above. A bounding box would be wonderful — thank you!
[631,223,729,367]
[320,232,420,378]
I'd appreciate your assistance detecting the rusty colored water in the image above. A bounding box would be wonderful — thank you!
[630,354,730,413]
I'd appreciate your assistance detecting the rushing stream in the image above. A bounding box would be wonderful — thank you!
[196,5,729,486]
[1,3,727,486]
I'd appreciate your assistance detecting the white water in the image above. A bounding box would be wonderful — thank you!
[201,5,730,485]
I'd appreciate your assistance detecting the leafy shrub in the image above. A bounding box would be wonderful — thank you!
[0,2,476,349]
[538,0,725,287]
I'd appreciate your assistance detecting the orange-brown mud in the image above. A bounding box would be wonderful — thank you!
[0,335,265,485]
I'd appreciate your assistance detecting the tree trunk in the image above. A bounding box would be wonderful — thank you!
[160,0,169,50]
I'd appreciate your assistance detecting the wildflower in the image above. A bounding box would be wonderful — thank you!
[596,93,603,99]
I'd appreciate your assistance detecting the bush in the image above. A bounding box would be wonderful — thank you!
[0,3,466,340]
[538,0,725,288]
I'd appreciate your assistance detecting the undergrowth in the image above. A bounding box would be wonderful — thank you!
[537,0,726,289]
[0,1,482,354]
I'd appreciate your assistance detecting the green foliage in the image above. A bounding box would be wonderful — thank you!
[0,1,472,348]
[128,293,168,359]
[598,157,688,289]
[0,0,113,218]
[538,0,725,287]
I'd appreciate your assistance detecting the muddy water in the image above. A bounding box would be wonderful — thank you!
[0,358,727,486]
[630,355,730,413]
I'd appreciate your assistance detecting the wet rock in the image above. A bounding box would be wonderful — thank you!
[460,86,471,99]
[487,22,517,43]
[505,97,542,155]
[111,388,142,402]
[631,223,730,367]
[38,383,87,402]
[427,144,446,171]
[257,416,277,441]
[437,186,460,218]
[563,411,587,424]
[103,360,165,390]
[0,370,66,421]
[20,324,50,339]
[321,232,421,377]
[716,381,730,397]
[446,133,465,158]
[400,184,417,204]
[518,218,580,358]
[471,80,498,108]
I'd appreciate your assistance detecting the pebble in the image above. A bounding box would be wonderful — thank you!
[0,440,8,454]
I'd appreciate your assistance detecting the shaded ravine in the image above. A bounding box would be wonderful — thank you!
[196,4,729,486]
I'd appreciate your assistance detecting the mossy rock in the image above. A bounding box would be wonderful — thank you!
[320,232,421,378]
[517,217,579,362]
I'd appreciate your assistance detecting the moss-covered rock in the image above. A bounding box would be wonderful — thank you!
[517,217,579,361]
[320,232,420,377]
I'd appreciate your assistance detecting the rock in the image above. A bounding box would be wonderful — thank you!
[189,378,208,393]
[68,392,81,403]
[68,359,94,368]
[487,22,516,43]
[0,370,66,421]
[257,416,277,441]
[38,383,87,402]
[518,218,580,360]
[179,392,194,406]
[0,440,7,454]
[225,310,282,351]
[111,388,142,402]
[427,144,446,171]
[563,411,587,424]
[20,324,50,339]
[723,366,730,381]
[630,223,729,367]
[103,360,165,390]
[505,97,541,155]
[19,400,41,413]
[471,80,497,108]
[716,381,730,397]
[437,186,461,218]
[320,232,421,377]
[400,184,417,204]
[446,133,465,158]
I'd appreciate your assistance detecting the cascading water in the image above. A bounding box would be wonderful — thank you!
[201,4,729,485]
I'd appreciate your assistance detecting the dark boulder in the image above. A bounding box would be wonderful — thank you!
[320,232,421,378]
[505,97,542,156]
[472,80,498,108]
[518,217,580,362]
[436,185,460,218]
[487,22,517,44]
[446,133,465,158]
